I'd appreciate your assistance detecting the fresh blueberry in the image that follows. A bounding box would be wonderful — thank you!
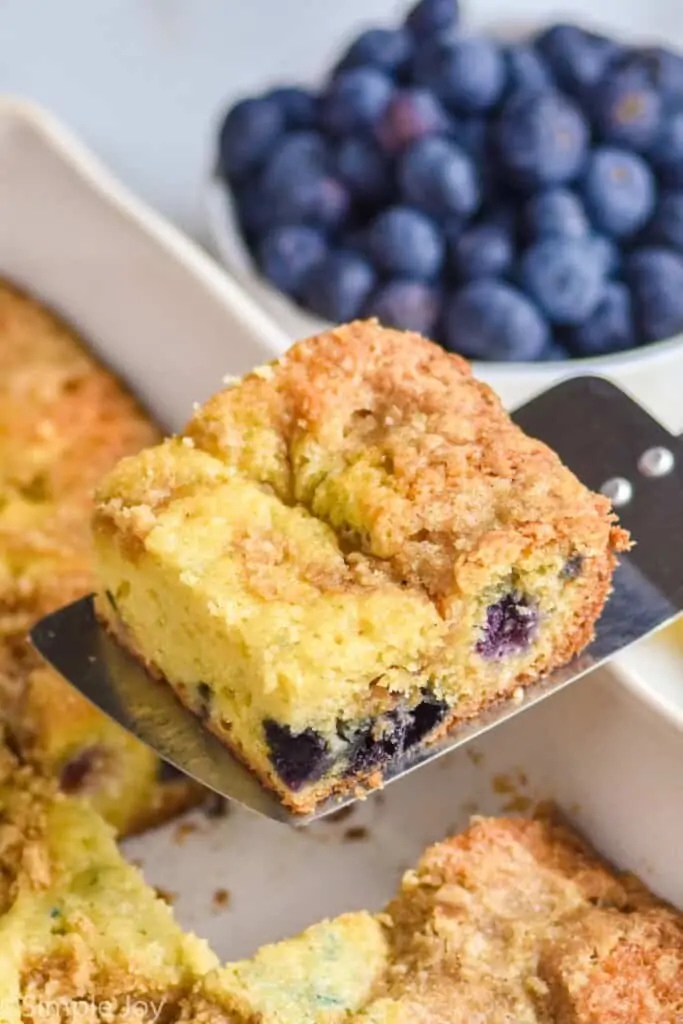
[581,147,656,238]
[449,221,513,280]
[497,91,589,189]
[651,108,683,186]
[504,44,555,96]
[456,116,488,158]
[568,282,636,356]
[423,37,506,113]
[592,67,662,152]
[301,250,377,321]
[476,594,538,660]
[264,720,330,789]
[405,0,459,39]
[233,181,272,239]
[266,87,319,129]
[520,236,607,324]
[335,28,413,77]
[648,191,683,251]
[444,280,550,360]
[366,206,445,279]
[365,280,441,334]
[535,24,621,100]
[591,234,621,276]
[267,173,351,231]
[627,246,683,341]
[525,188,589,240]
[398,136,479,217]
[615,46,683,107]
[335,136,389,205]
[537,339,571,360]
[257,226,327,298]
[260,132,330,195]
[321,68,394,135]
[217,96,285,181]
[375,87,449,153]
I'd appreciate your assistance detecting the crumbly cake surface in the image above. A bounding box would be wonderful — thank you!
[0,281,202,834]
[94,320,628,813]
[187,817,682,1024]
[0,753,679,1024]
[0,747,217,1023]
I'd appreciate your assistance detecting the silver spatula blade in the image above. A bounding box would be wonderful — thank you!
[30,377,683,825]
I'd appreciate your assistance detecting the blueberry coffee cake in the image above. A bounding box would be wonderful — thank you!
[93,320,629,814]
[186,814,682,1023]
[0,281,203,834]
[2,747,680,1024]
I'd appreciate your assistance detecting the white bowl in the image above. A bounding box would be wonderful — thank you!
[3,96,682,961]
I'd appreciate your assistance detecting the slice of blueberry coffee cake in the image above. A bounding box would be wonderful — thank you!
[92,321,629,813]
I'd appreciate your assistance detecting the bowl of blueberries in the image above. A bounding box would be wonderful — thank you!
[207,0,683,373]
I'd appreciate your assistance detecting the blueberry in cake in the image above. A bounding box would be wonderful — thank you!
[0,281,203,834]
[93,320,629,814]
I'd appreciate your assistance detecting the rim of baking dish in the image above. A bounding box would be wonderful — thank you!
[3,94,681,734]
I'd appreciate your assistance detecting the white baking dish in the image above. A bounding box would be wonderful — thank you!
[2,96,681,963]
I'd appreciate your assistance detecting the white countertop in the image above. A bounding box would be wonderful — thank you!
[6,0,683,243]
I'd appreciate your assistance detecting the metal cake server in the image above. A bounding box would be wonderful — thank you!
[31,376,683,825]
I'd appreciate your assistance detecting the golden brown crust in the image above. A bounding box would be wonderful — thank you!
[185,320,629,607]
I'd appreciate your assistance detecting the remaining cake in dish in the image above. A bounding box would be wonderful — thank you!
[0,281,203,834]
[188,814,683,1024]
[0,754,679,1024]
[0,746,217,1022]
[93,320,629,813]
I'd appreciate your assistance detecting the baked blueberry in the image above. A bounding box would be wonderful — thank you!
[264,720,330,789]
[266,87,319,129]
[581,147,655,238]
[520,237,607,325]
[568,282,636,356]
[535,24,620,100]
[60,746,105,794]
[398,136,480,217]
[647,191,683,252]
[301,250,377,321]
[335,136,389,205]
[376,87,449,153]
[497,91,589,189]
[525,188,590,240]
[365,280,441,334]
[592,67,662,152]
[257,226,328,297]
[627,246,683,341]
[335,28,413,77]
[321,68,394,136]
[405,0,459,39]
[444,280,549,360]
[422,37,506,113]
[504,44,554,96]
[403,693,449,748]
[218,96,285,182]
[366,206,445,279]
[562,553,584,579]
[449,221,513,280]
[477,594,539,660]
